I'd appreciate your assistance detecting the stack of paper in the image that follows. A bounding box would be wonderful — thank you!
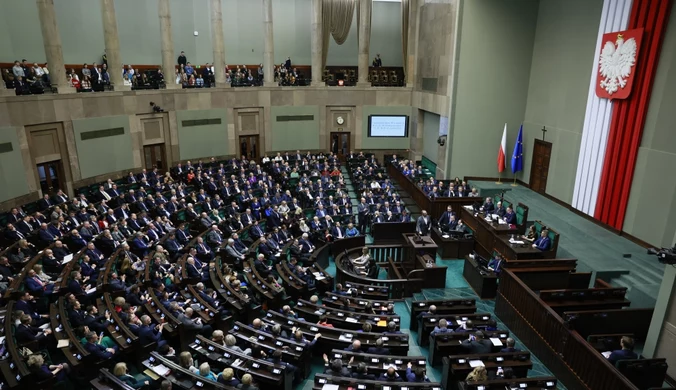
[57,339,70,348]
[321,385,339,390]
[150,364,170,376]
[490,338,503,346]
[62,254,74,264]
[469,360,485,368]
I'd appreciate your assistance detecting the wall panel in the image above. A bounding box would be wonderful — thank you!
[0,127,29,202]
[175,109,229,160]
[72,116,134,179]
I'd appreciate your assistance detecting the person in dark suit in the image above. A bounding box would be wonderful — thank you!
[378,367,403,382]
[38,223,57,243]
[461,331,492,354]
[15,292,49,325]
[366,338,390,355]
[38,194,53,210]
[503,206,516,225]
[322,356,352,377]
[487,254,504,275]
[483,197,495,214]
[16,314,53,346]
[533,230,551,251]
[4,223,25,242]
[83,305,110,333]
[237,373,259,390]
[138,315,167,348]
[500,338,520,353]
[438,206,455,227]
[416,210,431,236]
[350,362,376,380]
[607,336,638,365]
[254,254,272,277]
[405,362,430,382]
[84,331,117,361]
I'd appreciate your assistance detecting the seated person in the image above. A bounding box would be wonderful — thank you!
[378,367,402,382]
[465,366,487,382]
[532,229,551,251]
[406,362,430,382]
[366,338,390,354]
[487,254,504,274]
[351,246,370,272]
[522,225,537,242]
[84,331,117,360]
[238,373,259,390]
[322,355,351,377]
[431,319,452,335]
[500,337,520,353]
[352,362,376,380]
[503,206,516,224]
[26,354,68,382]
[607,336,638,365]
[113,362,151,389]
[218,367,240,387]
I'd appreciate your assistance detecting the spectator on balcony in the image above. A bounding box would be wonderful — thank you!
[12,61,25,78]
[185,62,194,76]
[174,69,181,85]
[258,64,264,82]
[196,74,204,88]
[41,63,50,84]
[188,74,196,87]
[202,63,214,86]
[102,50,107,65]
[123,74,132,87]
[285,56,291,70]
[373,53,382,67]
[69,74,81,89]
[82,63,91,80]
[13,76,28,95]
[32,63,44,80]
[177,51,187,67]
[70,68,79,82]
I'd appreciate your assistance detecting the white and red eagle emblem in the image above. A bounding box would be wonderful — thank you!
[596,28,643,99]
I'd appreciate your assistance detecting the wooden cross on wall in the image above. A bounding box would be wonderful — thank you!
[541,126,548,141]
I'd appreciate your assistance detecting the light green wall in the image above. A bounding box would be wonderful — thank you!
[72,116,134,179]
[623,5,676,248]
[522,0,602,203]
[361,106,412,150]
[422,111,440,164]
[175,109,229,160]
[0,0,402,66]
[448,0,539,179]
[270,106,320,151]
[0,1,44,62]
[0,128,29,203]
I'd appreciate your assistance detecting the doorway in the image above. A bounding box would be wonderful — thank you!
[240,135,260,160]
[330,132,350,161]
[36,161,65,194]
[529,139,552,194]
[143,144,167,172]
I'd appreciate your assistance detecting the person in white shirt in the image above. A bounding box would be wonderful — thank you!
[261,155,270,164]
[370,180,381,190]
[351,247,370,271]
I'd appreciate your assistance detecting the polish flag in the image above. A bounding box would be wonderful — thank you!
[498,124,507,173]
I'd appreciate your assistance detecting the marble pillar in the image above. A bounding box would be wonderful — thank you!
[263,0,276,87]
[311,0,324,86]
[100,0,129,90]
[36,0,74,94]
[211,0,229,87]
[357,0,372,87]
[406,0,418,88]
[158,0,179,89]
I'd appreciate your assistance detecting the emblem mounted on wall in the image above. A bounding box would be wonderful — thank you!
[596,28,643,99]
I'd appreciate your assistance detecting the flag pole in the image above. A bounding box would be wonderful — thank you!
[511,174,518,187]
[496,172,502,184]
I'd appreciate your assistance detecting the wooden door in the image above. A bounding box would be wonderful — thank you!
[36,161,65,194]
[529,139,552,194]
[143,144,167,172]
[240,135,260,160]
[330,132,350,161]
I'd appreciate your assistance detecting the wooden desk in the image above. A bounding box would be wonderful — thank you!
[371,222,416,244]
[428,330,509,366]
[431,228,474,259]
[417,313,492,346]
[443,352,532,388]
[409,299,477,332]
[460,377,558,390]
[463,255,498,299]
[405,233,438,259]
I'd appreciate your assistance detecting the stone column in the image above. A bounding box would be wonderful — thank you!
[311,0,324,86]
[100,0,129,90]
[211,0,228,87]
[158,0,179,89]
[357,0,372,87]
[36,0,74,94]
[406,0,419,88]
[263,0,276,87]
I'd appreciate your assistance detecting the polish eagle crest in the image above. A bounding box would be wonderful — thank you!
[598,33,638,96]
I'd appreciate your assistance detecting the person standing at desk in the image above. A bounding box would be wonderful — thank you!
[416,210,431,236]
[532,230,551,251]
[487,254,503,274]
[438,206,455,230]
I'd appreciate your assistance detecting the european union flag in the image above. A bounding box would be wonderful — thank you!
[511,125,524,173]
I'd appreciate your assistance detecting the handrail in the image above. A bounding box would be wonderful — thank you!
[496,269,639,390]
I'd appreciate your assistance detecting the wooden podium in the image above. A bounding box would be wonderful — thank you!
[400,233,446,289]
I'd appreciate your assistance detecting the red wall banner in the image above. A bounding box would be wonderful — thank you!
[595,0,673,229]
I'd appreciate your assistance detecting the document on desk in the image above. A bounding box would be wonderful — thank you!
[313,272,326,280]
[469,360,485,368]
[86,287,97,294]
[490,337,503,346]
[509,239,525,244]
[602,351,612,359]
[464,206,473,211]
[345,317,358,323]
[62,254,74,264]
[322,385,339,390]
[57,339,70,348]
[497,219,507,225]
[338,334,353,342]
[150,364,170,376]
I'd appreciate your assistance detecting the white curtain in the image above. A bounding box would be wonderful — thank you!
[322,0,357,69]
